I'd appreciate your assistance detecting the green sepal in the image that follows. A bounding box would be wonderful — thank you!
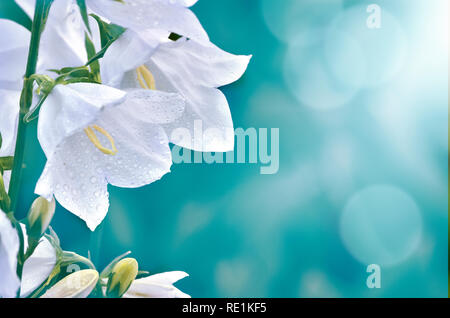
[86,14,126,67]
[169,32,182,41]
[0,157,14,171]
[84,32,101,82]
[0,172,11,211]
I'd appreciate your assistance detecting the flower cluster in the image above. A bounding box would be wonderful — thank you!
[0,0,250,298]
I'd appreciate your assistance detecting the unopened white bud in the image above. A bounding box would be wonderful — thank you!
[41,269,99,298]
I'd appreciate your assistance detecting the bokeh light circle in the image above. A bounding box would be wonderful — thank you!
[283,38,359,110]
[325,6,408,88]
[340,185,422,266]
[260,0,343,43]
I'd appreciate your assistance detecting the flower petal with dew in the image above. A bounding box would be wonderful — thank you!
[19,224,57,298]
[0,209,20,298]
[123,271,190,298]
[35,85,185,230]
[86,0,208,43]
[103,34,251,152]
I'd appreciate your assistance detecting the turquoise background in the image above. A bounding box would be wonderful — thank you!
[1,0,448,297]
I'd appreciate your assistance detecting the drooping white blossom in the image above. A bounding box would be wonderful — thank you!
[123,271,190,298]
[101,31,251,152]
[35,83,185,230]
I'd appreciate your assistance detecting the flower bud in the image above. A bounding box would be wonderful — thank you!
[106,258,138,298]
[27,196,55,238]
[41,269,99,298]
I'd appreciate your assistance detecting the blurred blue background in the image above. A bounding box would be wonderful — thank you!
[1,0,448,297]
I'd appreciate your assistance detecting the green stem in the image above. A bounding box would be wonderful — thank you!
[8,1,49,215]
[8,1,54,296]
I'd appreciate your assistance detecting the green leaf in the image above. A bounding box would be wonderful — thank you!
[76,0,91,34]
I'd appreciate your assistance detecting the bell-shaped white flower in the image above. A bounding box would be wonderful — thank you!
[19,224,58,298]
[123,271,190,298]
[102,31,251,152]
[0,209,20,298]
[35,83,185,230]
[87,0,207,43]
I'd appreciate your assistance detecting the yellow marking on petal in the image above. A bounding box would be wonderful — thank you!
[84,125,118,155]
[136,65,156,90]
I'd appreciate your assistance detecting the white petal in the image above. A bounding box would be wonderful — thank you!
[0,210,20,298]
[20,228,57,298]
[37,83,126,158]
[101,30,161,87]
[121,89,185,124]
[0,89,20,157]
[87,0,208,42]
[152,38,251,88]
[140,271,189,285]
[94,107,173,188]
[0,19,30,87]
[38,1,88,73]
[164,87,235,152]
[124,271,190,298]
[35,137,109,231]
